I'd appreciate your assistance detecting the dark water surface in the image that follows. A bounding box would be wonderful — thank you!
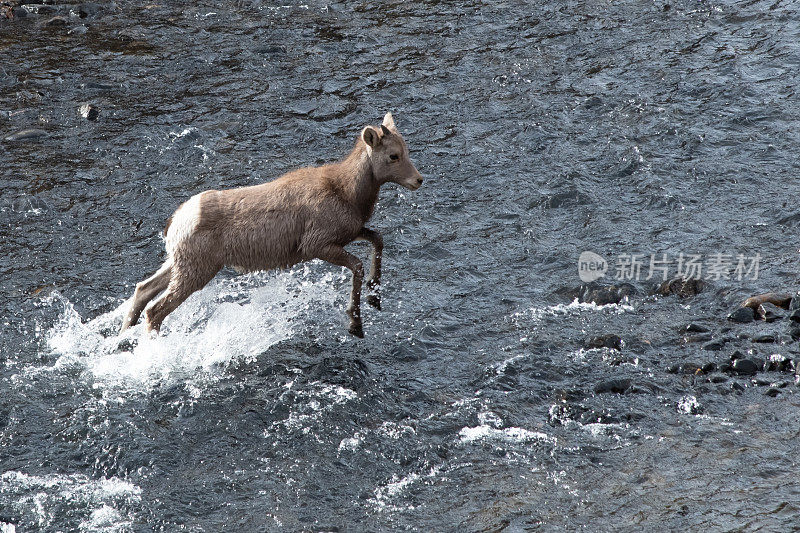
[3,0,800,530]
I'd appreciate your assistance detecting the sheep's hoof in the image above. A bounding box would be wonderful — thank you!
[367,294,381,310]
[349,322,364,338]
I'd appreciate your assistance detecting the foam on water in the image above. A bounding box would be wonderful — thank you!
[0,471,141,532]
[512,299,635,326]
[40,267,343,391]
[458,425,555,446]
[369,464,444,513]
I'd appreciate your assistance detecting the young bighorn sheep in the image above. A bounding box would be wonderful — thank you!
[120,113,423,337]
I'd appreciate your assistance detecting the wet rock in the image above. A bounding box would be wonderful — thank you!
[677,395,702,415]
[657,277,705,298]
[731,358,759,376]
[710,375,727,383]
[788,309,800,323]
[765,388,782,397]
[788,324,800,341]
[4,129,48,141]
[728,307,755,323]
[594,378,632,394]
[584,334,622,351]
[79,103,99,120]
[757,302,785,322]
[684,333,712,343]
[21,4,59,16]
[752,334,776,343]
[685,323,710,333]
[604,352,638,366]
[730,381,746,392]
[702,362,717,373]
[666,362,702,375]
[579,282,636,305]
[703,339,727,351]
[764,354,794,373]
[577,407,619,424]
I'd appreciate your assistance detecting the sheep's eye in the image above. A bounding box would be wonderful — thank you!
[389,154,400,161]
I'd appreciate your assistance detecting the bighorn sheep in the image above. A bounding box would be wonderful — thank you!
[120,113,423,337]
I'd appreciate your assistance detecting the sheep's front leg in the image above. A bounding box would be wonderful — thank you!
[358,227,383,310]
[318,245,365,338]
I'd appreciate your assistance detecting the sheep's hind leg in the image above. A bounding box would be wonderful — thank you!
[120,260,173,332]
[144,265,218,333]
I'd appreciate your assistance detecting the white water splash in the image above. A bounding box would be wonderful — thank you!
[0,471,141,532]
[369,464,444,512]
[40,267,344,391]
[458,425,555,445]
[520,299,635,322]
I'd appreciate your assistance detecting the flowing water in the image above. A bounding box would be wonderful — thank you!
[3,0,800,530]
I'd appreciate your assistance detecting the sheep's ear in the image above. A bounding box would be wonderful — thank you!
[382,112,395,129]
[362,126,381,148]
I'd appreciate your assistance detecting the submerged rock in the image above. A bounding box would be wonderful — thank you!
[594,378,632,394]
[657,277,705,298]
[578,282,636,305]
[584,334,622,351]
[731,358,759,376]
[79,103,99,120]
[684,333,712,343]
[757,302,785,322]
[703,339,727,351]
[666,362,702,374]
[728,307,755,323]
[752,334,776,343]
[763,354,794,373]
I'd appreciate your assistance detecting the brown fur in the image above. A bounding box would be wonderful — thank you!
[120,113,423,337]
